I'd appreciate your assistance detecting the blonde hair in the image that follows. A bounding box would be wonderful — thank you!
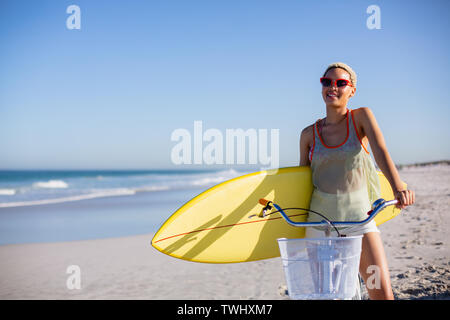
[323,62,357,87]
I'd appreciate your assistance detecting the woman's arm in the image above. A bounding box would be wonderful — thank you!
[354,107,415,209]
[299,125,314,166]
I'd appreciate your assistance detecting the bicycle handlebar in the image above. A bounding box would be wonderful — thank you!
[259,198,398,228]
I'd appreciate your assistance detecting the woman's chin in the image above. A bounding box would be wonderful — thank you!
[324,99,345,108]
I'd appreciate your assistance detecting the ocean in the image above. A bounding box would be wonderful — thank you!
[0,169,247,245]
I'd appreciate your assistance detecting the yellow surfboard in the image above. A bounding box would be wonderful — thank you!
[151,166,403,263]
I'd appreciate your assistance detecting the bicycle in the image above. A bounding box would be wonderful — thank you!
[258,198,398,300]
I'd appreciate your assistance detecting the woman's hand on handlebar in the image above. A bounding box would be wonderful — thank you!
[394,189,415,209]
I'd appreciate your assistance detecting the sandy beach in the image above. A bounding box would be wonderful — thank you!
[0,163,449,300]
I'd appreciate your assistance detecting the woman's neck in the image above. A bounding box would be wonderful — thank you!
[325,105,348,125]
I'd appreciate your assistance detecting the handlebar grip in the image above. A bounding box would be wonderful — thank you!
[259,198,271,206]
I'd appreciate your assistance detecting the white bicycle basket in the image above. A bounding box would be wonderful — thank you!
[277,236,363,300]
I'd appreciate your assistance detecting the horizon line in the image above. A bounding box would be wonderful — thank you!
[0,160,449,171]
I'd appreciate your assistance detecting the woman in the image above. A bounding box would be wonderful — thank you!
[299,62,415,300]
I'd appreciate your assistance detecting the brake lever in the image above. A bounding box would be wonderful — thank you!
[259,203,272,217]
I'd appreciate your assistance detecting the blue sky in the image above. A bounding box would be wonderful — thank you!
[1,0,449,169]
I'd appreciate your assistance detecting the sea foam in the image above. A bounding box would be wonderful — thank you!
[0,188,136,208]
[33,180,69,189]
[0,189,16,196]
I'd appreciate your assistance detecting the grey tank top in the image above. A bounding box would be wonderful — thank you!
[307,109,381,222]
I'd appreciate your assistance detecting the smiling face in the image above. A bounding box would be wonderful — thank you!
[321,67,356,108]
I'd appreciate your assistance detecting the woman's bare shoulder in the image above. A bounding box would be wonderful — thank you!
[352,107,375,120]
[352,107,378,127]
[300,123,315,150]
[300,124,314,140]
